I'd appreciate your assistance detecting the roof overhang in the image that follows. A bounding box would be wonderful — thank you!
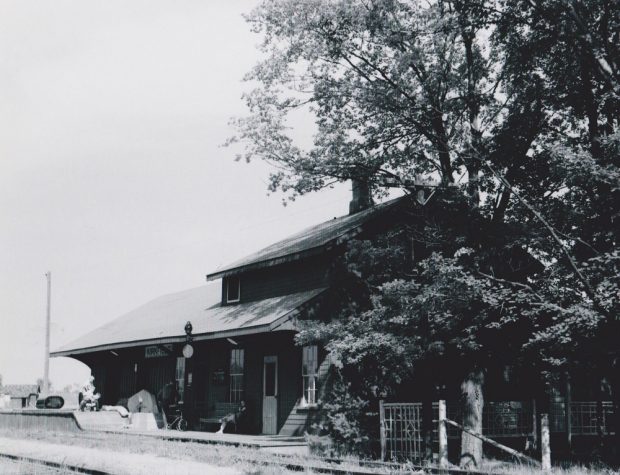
[51,288,322,358]
[206,227,363,281]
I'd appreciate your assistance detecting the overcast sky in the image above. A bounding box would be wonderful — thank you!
[0,0,355,389]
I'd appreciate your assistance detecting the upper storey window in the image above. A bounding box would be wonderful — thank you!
[226,276,240,303]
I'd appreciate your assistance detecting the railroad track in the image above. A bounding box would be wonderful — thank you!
[0,451,508,475]
[0,453,112,474]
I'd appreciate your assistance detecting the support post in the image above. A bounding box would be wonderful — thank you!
[43,271,51,394]
[541,413,551,471]
[438,399,448,468]
[379,400,386,461]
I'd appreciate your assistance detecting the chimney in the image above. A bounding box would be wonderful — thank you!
[349,179,373,214]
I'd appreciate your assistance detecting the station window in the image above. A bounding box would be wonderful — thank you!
[230,348,244,402]
[302,345,318,406]
[226,276,240,303]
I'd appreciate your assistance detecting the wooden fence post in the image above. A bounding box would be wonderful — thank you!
[531,399,538,450]
[438,399,448,468]
[379,400,386,461]
[541,413,551,471]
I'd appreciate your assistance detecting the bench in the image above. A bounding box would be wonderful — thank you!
[199,402,241,432]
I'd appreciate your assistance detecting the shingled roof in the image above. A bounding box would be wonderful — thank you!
[51,285,326,357]
[207,196,404,280]
[52,197,404,357]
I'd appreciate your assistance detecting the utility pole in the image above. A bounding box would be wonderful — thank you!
[43,271,51,394]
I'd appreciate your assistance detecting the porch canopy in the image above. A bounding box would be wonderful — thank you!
[51,285,326,357]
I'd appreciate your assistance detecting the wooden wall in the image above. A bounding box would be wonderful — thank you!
[222,253,334,305]
[191,332,309,435]
[0,410,81,432]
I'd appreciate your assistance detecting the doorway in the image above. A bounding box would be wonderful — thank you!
[262,355,278,434]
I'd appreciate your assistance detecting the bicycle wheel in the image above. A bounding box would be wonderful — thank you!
[177,418,188,431]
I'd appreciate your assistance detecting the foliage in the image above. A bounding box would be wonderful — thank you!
[232,0,620,460]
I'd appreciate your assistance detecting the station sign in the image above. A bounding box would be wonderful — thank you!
[144,344,172,358]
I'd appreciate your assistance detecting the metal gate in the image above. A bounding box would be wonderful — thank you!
[379,401,423,462]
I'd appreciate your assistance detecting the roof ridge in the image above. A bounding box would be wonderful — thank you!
[207,196,404,280]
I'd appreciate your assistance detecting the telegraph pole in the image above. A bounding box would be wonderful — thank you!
[44,271,51,394]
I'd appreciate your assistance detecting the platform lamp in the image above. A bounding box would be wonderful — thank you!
[183,321,194,358]
[181,321,194,427]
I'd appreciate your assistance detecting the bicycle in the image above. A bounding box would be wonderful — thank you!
[165,405,188,431]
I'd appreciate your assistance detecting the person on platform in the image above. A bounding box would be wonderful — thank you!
[216,400,246,434]
[157,380,178,422]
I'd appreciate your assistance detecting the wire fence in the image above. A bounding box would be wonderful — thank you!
[550,401,614,435]
[380,400,615,462]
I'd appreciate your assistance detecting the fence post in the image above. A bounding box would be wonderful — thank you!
[531,399,538,450]
[438,399,448,468]
[541,413,551,471]
[379,400,386,461]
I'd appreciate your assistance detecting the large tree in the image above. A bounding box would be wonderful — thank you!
[230,0,619,466]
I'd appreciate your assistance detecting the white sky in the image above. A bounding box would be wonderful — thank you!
[0,0,354,389]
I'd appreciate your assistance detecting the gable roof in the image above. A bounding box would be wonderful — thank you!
[207,197,404,280]
[1,385,39,398]
[51,285,326,357]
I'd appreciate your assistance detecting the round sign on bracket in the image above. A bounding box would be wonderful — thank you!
[182,344,194,359]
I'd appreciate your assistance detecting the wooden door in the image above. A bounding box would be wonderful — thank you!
[262,355,278,434]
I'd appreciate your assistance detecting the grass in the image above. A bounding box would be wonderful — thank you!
[0,428,335,474]
[0,429,617,475]
[494,465,618,475]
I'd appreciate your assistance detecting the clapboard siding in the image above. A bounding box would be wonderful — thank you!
[234,332,303,434]
[279,350,332,436]
[140,357,175,399]
[278,339,302,432]
[244,339,263,434]
[206,341,229,410]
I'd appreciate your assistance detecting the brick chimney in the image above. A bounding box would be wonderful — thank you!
[349,179,373,214]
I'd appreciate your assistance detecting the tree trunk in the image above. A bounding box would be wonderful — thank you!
[460,368,484,469]
[430,110,454,185]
